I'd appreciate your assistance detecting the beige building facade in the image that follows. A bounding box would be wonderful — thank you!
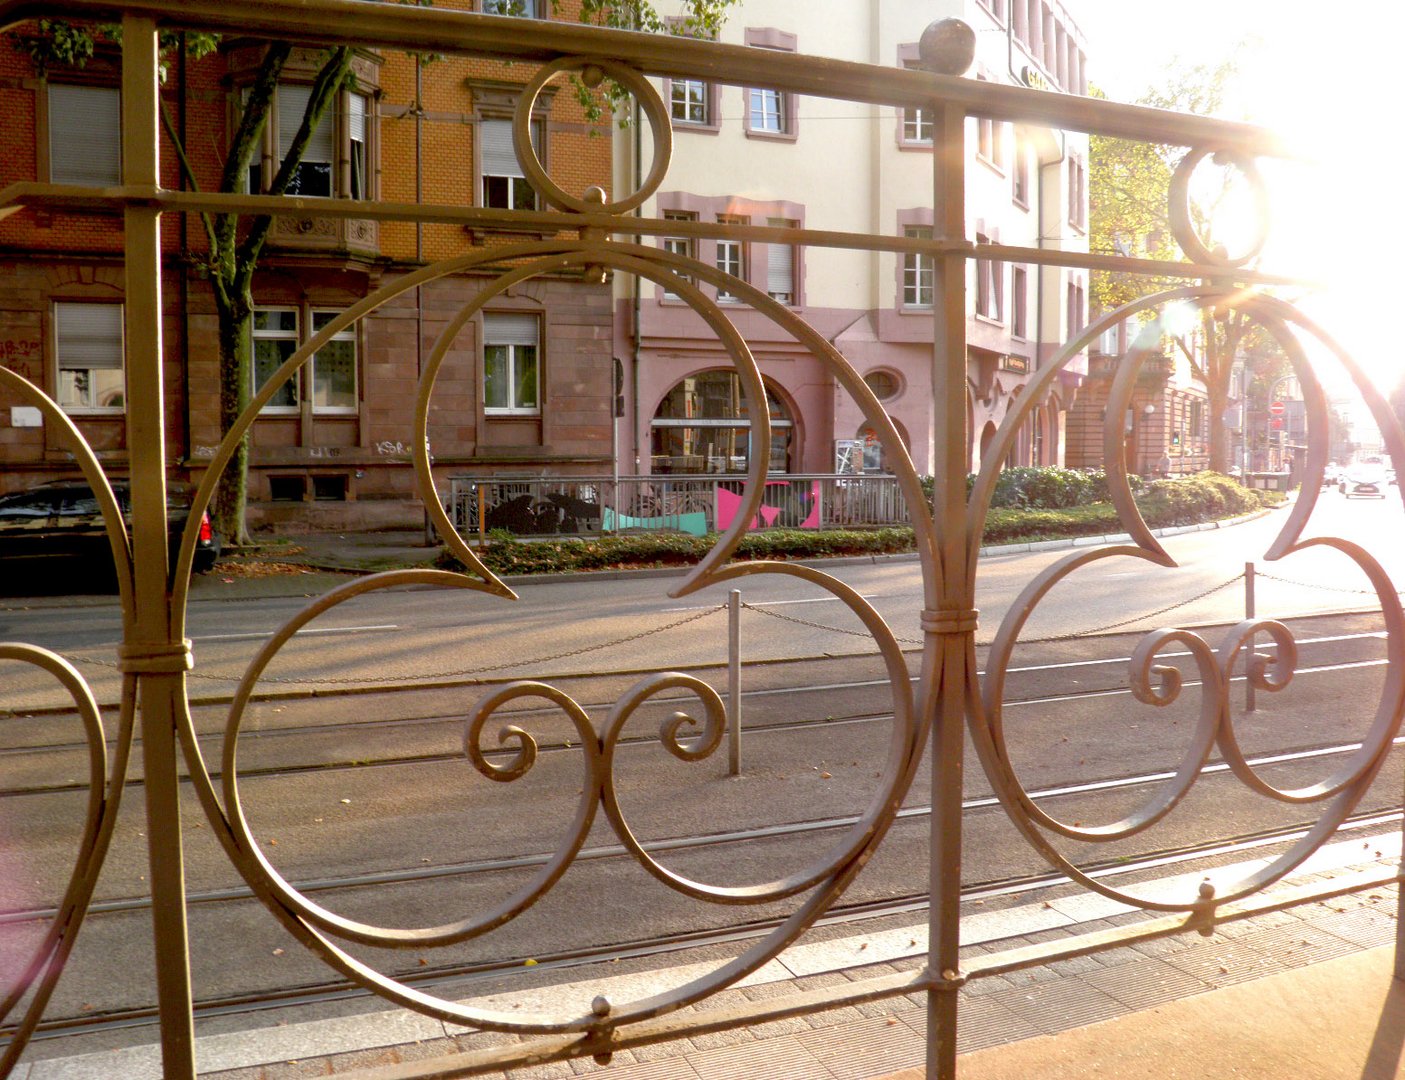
[614,0,1092,481]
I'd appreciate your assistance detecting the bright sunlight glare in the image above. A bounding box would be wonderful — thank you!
[1075,1,1405,399]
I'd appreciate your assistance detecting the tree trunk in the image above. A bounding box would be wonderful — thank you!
[214,289,253,547]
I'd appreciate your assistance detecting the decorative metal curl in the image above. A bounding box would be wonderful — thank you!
[514,56,672,215]
[0,645,126,1077]
[972,526,1405,911]
[1168,147,1270,268]
[217,572,606,950]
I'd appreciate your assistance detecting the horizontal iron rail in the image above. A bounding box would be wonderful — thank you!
[0,0,1290,154]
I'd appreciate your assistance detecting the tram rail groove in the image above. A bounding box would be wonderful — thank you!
[7,807,1400,1049]
[0,626,1387,777]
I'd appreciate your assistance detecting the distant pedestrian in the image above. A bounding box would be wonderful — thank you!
[1157,452,1171,478]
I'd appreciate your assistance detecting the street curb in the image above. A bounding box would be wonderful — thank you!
[0,506,1281,610]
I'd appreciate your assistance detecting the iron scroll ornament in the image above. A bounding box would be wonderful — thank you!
[965,287,1405,913]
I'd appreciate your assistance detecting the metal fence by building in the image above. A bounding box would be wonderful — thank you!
[449,474,910,536]
[1,4,1403,1080]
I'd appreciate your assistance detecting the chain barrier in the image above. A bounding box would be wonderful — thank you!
[1254,569,1405,597]
[66,604,726,686]
[745,573,1248,647]
[740,601,924,646]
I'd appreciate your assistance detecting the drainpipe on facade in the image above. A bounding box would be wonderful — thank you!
[631,87,643,477]
[415,58,431,544]
[178,34,192,472]
[1035,134,1067,435]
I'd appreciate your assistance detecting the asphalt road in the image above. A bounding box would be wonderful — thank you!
[1,489,1402,712]
[2,487,1402,1057]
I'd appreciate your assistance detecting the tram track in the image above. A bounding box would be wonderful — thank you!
[0,628,1388,797]
[7,806,1400,1047]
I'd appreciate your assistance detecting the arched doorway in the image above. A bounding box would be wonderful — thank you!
[650,370,796,474]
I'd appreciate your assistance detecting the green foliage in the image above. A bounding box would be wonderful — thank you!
[562,0,740,127]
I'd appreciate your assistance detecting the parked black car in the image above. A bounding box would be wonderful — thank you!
[0,479,220,576]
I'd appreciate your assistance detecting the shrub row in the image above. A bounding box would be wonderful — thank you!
[439,472,1277,577]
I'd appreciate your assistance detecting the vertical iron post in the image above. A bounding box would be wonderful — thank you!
[1245,561,1256,713]
[728,589,741,776]
[926,96,969,1080]
[124,16,197,1078]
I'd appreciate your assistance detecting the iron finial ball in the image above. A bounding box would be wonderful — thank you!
[581,64,605,89]
[918,19,976,76]
[584,185,608,206]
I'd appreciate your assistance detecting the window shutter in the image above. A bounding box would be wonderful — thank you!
[766,220,794,299]
[347,93,367,143]
[480,119,523,178]
[279,84,335,163]
[485,313,539,347]
[49,85,121,186]
[56,303,124,370]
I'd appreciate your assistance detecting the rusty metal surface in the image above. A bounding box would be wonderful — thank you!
[0,4,1402,1079]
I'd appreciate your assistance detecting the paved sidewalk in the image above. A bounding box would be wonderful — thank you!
[23,836,1402,1079]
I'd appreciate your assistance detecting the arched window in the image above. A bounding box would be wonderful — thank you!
[650,370,794,474]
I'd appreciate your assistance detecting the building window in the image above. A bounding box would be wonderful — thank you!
[661,210,697,299]
[480,117,540,210]
[54,302,124,412]
[766,217,797,305]
[1066,280,1085,339]
[49,84,121,186]
[1012,132,1029,206]
[250,308,358,414]
[483,313,540,414]
[348,92,368,200]
[277,83,334,197]
[716,214,747,302]
[864,370,901,401]
[749,86,786,134]
[975,236,1002,322]
[902,104,933,144]
[251,308,301,411]
[744,28,798,140]
[310,311,358,412]
[482,0,542,14]
[671,78,710,125]
[1068,153,1087,230]
[1011,266,1028,339]
[902,226,934,309]
[974,74,1004,169]
[651,369,793,474]
[243,79,374,200]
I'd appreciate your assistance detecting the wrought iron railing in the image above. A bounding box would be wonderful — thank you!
[448,473,910,536]
[1,3,1402,1079]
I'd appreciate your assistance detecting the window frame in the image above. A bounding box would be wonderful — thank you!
[660,210,699,301]
[481,0,544,15]
[482,312,542,416]
[901,225,935,310]
[479,116,542,211]
[1011,266,1029,339]
[765,217,799,307]
[743,28,799,142]
[975,235,1004,323]
[53,301,125,415]
[1068,152,1088,231]
[250,307,302,414]
[249,306,360,416]
[715,214,748,303]
[244,81,376,201]
[309,310,360,415]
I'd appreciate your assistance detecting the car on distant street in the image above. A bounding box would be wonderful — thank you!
[0,479,220,578]
[1339,463,1389,499]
